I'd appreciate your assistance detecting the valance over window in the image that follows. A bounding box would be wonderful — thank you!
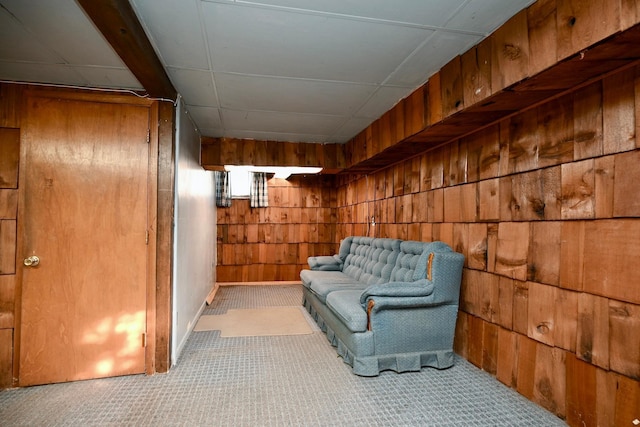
[214,171,232,207]
[250,172,268,208]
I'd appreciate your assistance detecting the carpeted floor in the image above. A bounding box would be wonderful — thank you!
[194,307,315,336]
[0,285,566,426]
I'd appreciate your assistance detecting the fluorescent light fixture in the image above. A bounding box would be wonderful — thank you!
[225,165,322,180]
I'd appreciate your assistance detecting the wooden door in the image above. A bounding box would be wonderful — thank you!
[18,95,150,386]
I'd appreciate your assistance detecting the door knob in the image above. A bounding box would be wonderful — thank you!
[24,255,40,267]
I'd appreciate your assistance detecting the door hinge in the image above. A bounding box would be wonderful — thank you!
[146,129,150,144]
[145,230,149,245]
[142,333,147,348]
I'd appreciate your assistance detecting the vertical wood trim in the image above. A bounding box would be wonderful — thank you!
[145,102,159,375]
[154,101,175,373]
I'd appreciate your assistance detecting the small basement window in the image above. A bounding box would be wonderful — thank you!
[225,165,322,199]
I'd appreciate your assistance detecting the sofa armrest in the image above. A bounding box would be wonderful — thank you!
[359,279,434,302]
[360,280,438,331]
[307,254,343,271]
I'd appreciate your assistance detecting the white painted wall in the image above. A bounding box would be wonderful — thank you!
[171,97,216,365]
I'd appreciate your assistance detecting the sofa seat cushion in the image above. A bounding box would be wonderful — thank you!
[300,270,347,289]
[325,290,368,333]
[309,277,366,303]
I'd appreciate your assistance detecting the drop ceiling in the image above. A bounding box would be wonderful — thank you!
[0,0,534,143]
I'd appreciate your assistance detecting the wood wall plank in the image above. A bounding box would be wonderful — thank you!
[0,220,16,275]
[561,159,595,219]
[528,222,561,285]
[613,150,640,216]
[555,288,578,353]
[482,321,499,375]
[461,39,492,107]
[508,109,539,174]
[441,56,464,118]
[583,219,640,304]
[566,353,598,426]
[577,292,610,369]
[0,190,17,220]
[602,68,636,155]
[496,222,529,281]
[513,280,529,335]
[0,84,21,128]
[533,344,566,417]
[516,334,538,400]
[496,328,518,388]
[0,329,12,388]
[497,276,514,330]
[538,97,574,168]
[426,72,443,126]
[491,11,530,90]
[527,0,558,75]
[527,282,557,346]
[467,223,487,270]
[612,372,640,427]
[556,0,621,61]
[478,178,500,221]
[573,81,603,160]
[0,275,14,329]
[608,300,640,378]
[593,156,625,218]
[0,128,19,189]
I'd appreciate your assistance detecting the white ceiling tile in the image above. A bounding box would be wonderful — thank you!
[385,30,482,87]
[1,0,126,67]
[0,7,62,63]
[237,0,469,28]
[333,117,376,140]
[0,61,87,86]
[446,0,536,34]
[354,86,415,119]
[221,109,345,135]
[74,67,142,90]
[222,129,333,144]
[167,68,218,107]
[202,2,433,83]
[130,0,210,69]
[186,105,222,131]
[214,73,377,116]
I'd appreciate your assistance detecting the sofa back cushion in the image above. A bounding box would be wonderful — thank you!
[389,240,430,282]
[341,237,401,285]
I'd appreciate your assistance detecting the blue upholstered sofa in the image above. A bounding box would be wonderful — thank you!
[300,236,465,376]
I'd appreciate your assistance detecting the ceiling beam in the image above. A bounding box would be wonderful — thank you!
[76,0,176,100]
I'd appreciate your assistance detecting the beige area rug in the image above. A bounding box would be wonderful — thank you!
[194,306,317,337]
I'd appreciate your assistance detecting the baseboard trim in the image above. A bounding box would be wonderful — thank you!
[217,281,302,286]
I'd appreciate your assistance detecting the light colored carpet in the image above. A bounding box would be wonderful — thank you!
[0,285,566,427]
[194,306,315,337]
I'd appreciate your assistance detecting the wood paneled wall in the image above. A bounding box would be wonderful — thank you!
[0,84,20,387]
[343,0,640,173]
[201,137,346,173]
[216,174,337,282]
[334,65,640,425]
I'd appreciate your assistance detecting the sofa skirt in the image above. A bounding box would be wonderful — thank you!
[302,288,455,376]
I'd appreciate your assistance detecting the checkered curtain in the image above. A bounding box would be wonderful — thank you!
[250,172,269,208]
[214,171,232,207]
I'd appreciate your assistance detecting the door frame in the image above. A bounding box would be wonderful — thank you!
[12,86,169,383]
